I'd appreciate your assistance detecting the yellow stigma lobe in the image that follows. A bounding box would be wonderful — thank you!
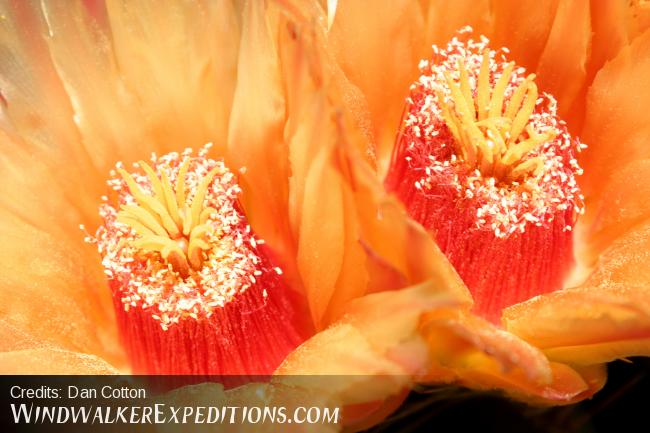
[116,160,217,278]
[438,52,554,182]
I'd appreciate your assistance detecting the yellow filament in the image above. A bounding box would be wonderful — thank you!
[505,74,536,120]
[476,50,491,120]
[175,158,190,207]
[509,83,538,144]
[119,204,167,236]
[159,169,182,226]
[488,62,514,119]
[437,53,552,181]
[116,160,221,276]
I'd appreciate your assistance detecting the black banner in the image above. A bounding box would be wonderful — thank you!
[1,375,352,432]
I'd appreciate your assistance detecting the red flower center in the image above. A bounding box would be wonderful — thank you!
[386,31,585,324]
[91,145,303,376]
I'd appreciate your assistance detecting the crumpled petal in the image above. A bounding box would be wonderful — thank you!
[420,308,604,404]
[504,221,650,365]
[276,282,459,413]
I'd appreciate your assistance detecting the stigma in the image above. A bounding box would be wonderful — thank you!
[386,30,585,323]
[91,145,302,375]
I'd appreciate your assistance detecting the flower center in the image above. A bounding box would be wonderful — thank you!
[115,156,220,278]
[386,30,585,323]
[435,52,552,183]
[91,145,303,375]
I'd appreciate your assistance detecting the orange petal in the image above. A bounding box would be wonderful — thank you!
[504,285,650,365]
[581,1,650,134]
[328,0,424,173]
[505,221,650,365]
[580,28,650,200]
[587,1,632,84]
[0,211,125,368]
[420,308,603,403]
[580,158,650,262]
[420,0,493,52]
[104,0,240,158]
[227,0,297,289]
[585,220,650,289]
[535,0,591,127]
[0,2,106,217]
[627,0,650,42]
[297,146,351,327]
[490,0,561,72]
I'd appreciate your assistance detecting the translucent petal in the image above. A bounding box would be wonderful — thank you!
[421,308,605,403]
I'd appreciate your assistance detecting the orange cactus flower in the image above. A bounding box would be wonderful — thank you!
[0,0,649,430]
[0,0,461,428]
[328,0,650,405]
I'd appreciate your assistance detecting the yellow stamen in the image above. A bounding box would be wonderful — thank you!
[476,50,491,121]
[438,54,552,181]
[116,160,222,277]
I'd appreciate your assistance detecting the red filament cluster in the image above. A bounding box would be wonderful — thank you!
[92,145,302,375]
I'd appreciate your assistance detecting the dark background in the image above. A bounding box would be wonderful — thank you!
[367,358,650,433]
